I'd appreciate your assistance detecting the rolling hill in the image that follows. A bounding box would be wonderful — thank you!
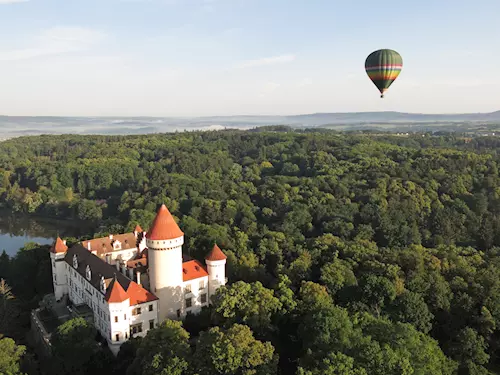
[0,110,499,138]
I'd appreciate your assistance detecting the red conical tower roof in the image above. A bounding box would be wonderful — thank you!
[146,204,184,240]
[50,237,68,254]
[107,278,129,303]
[134,224,143,233]
[205,244,227,261]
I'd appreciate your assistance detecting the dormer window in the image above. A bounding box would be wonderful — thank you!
[100,276,106,294]
[86,265,91,281]
[114,241,122,250]
[72,254,78,269]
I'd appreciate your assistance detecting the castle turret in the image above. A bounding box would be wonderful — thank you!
[146,204,184,322]
[106,278,130,356]
[134,224,143,239]
[134,224,148,253]
[50,237,68,301]
[205,244,227,301]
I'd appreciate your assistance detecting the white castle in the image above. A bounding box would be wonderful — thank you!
[49,204,227,355]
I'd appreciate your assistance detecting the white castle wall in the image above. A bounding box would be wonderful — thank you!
[206,258,227,300]
[182,276,209,317]
[147,235,184,321]
[50,251,68,301]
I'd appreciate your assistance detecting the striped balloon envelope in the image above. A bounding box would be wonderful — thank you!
[365,49,403,98]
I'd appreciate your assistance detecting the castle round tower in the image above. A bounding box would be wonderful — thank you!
[146,204,184,322]
[50,237,68,301]
[205,244,227,301]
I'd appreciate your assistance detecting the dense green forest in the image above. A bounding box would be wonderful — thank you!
[3,130,500,374]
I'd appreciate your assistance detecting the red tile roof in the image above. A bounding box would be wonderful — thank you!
[65,244,159,306]
[182,260,209,281]
[127,257,147,269]
[81,232,138,257]
[205,244,227,261]
[127,281,158,304]
[134,224,143,233]
[107,278,129,303]
[146,204,184,240]
[50,237,68,254]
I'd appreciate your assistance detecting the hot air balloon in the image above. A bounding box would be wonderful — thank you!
[365,49,403,98]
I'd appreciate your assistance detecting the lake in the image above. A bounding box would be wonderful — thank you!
[0,212,93,257]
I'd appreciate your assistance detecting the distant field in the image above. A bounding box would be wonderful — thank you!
[0,112,499,137]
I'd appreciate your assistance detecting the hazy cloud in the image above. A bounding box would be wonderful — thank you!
[0,0,28,3]
[259,81,280,97]
[0,26,107,62]
[402,78,500,88]
[39,27,106,45]
[237,54,296,68]
[297,78,313,87]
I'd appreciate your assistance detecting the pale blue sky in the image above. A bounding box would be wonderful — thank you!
[0,0,499,116]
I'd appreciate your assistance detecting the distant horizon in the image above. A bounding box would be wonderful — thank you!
[1,108,500,119]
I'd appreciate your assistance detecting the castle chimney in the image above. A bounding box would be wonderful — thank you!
[128,267,134,279]
[109,234,113,240]
[136,271,141,285]
[115,261,120,271]
[87,242,91,251]
[63,240,67,245]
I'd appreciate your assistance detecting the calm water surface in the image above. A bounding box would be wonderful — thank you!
[0,212,92,257]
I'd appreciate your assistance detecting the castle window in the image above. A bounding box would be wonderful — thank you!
[100,276,106,294]
[149,319,154,330]
[185,284,191,293]
[114,316,118,323]
[131,323,143,334]
[115,334,119,342]
[201,293,207,304]
[176,309,181,318]
[149,304,153,312]
[185,297,192,308]
[85,265,91,281]
[72,254,78,269]
[124,314,127,320]
[199,280,205,290]
[132,307,141,316]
